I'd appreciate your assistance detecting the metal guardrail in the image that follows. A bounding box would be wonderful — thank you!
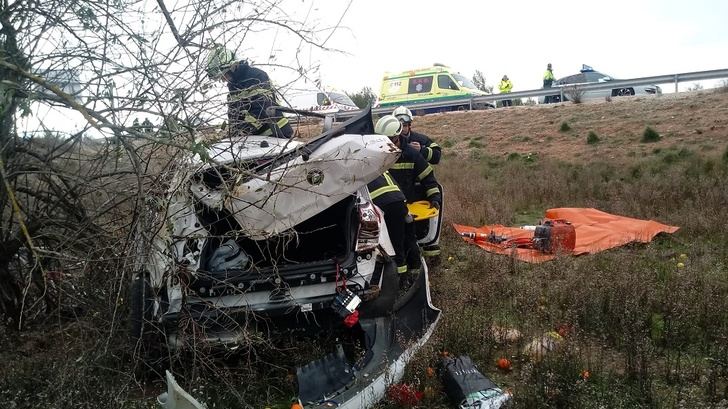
[332,68,728,120]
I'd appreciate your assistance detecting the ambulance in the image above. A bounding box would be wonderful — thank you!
[378,64,493,113]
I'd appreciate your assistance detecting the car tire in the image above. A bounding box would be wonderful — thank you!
[615,88,635,96]
[130,273,166,375]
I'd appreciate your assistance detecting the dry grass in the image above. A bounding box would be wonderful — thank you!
[3,92,728,408]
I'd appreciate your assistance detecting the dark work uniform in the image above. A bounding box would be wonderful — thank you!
[401,130,442,165]
[388,143,442,266]
[388,143,441,205]
[367,172,409,274]
[226,61,293,138]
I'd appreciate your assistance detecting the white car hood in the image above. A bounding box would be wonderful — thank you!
[189,134,399,240]
[203,135,303,165]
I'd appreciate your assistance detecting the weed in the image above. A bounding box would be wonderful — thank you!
[442,139,454,148]
[560,122,571,132]
[642,127,661,143]
[468,139,484,148]
[587,131,600,145]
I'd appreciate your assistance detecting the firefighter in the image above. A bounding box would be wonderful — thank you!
[392,106,443,260]
[543,63,556,104]
[206,45,293,138]
[375,115,442,277]
[498,75,513,107]
[392,106,442,165]
[367,172,410,276]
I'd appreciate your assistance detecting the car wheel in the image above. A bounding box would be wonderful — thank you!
[130,273,166,374]
[616,88,634,96]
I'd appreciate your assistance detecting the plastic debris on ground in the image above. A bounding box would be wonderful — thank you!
[441,355,512,409]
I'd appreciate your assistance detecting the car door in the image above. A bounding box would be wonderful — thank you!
[435,74,461,98]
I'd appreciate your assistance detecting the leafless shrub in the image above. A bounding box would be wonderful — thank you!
[564,85,585,104]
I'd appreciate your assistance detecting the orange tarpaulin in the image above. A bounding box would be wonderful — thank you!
[453,208,679,263]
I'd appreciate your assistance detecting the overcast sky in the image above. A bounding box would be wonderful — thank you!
[20,0,728,135]
[270,0,728,95]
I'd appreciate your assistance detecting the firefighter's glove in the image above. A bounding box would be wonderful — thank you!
[430,200,441,210]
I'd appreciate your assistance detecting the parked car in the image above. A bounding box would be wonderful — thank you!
[130,109,402,350]
[541,64,662,103]
[285,88,360,115]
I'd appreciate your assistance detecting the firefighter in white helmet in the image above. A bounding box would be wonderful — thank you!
[206,44,293,138]
[392,106,442,165]
[392,107,444,260]
[373,115,441,282]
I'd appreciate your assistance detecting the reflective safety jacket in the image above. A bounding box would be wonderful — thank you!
[367,171,406,208]
[498,79,513,93]
[543,69,555,81]
[227,61,292,138]
[401,130,442,165]
[388,143,441,205]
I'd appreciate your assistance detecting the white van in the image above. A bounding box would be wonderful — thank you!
[285,89,360,115]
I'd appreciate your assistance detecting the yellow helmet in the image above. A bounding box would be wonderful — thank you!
[374,115,402,137]
[392,106,413,123]
[206,45,236,79]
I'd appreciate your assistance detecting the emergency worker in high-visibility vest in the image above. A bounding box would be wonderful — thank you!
[206,45,293,138]
[498,75,513,107]
[543,63,556,104]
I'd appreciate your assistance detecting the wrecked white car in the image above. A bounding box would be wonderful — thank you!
[132,109,442,409]
[131,109,404,347]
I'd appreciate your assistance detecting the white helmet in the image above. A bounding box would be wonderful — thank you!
[392,106,413,123]
[206,45,236,79]
[374,115,402,137]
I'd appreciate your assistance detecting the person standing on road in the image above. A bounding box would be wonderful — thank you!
[392,106,442,165]
[543,63,556,104]
[206,45,293,138]
[498,75,513,107]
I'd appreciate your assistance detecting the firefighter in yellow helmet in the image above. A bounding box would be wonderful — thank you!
[206,45,293,138]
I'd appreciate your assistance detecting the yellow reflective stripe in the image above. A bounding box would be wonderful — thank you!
[397,265,408,274]
[417,165,433,181]
[260,128,273,136]
[426,187,440,197]
[232,87,273,100]
[430,142,440,148]
[383,171,397,186]
[425,147,433,162]
[422,249,441,256]
[244,112,263,128]
[391,162,415,170]
[370,185,399,200]
[277,117,289,128]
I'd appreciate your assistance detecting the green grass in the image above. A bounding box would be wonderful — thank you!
[587,131,600,144]
[642,127,661,143]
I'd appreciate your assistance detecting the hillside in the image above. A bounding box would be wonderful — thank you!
[414,89,728,163]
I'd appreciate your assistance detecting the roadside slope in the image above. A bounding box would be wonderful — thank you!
[415,89,728,164]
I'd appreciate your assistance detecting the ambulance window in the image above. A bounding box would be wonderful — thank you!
[408,76,433,93]
[316,92,331,106]
[438,75,460,91]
